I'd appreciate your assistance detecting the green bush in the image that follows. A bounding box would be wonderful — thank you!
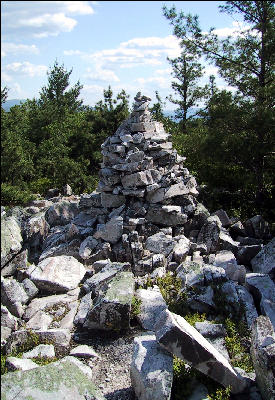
[29,177,53,196]
[1,183,35,207]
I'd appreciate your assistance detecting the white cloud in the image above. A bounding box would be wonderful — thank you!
[85,67,120,83]
[210,21,256,38]
[1,42,39,57]
[66,35,181,72]
[1,71,13,83]
[2,1,95,39]
[136,76,171,90]
[4,61,48,77]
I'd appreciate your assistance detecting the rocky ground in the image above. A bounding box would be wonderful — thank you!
[1,93,275,400]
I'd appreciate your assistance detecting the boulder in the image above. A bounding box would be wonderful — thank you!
[69,345,100,359]
[135,286,168,330]
[23,290,80,331]
[5,328,71,355]
[173,236,190,263]
[82,261,130,296]
[26,255,86,293]
[45,201,79,227]
[213,250,246,283]
[1,305,18,331]
[246,273,275,328]
[155,309,248,394]
[213,209,231,228]
[1,216,23,268]
[1,358,106,400]
[244,215,271,239]
[6,356,39,372]
[22,344,55,359]
[145,231,175,256]
[130,332,173,400]
[83,271,135,331]
[93,216,123,244]
[1,277,29,318]
[250,316,275,400]
[146,205,188,226]
[194,321,229,360]
[236,285,258,328]
[251,238,275,277]
[197,216,222,254]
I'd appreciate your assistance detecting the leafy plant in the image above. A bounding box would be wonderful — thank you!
[131,296,142,319]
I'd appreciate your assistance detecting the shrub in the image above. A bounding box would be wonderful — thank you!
[1,183,35,207]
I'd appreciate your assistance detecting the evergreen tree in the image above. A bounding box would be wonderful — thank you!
[167,51,208,132]
[163,0,275,202]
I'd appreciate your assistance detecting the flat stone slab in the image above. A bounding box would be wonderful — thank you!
[130,332,173,400]
[1,359,106,400]
[27,256,86,293]
[155,309,248,394]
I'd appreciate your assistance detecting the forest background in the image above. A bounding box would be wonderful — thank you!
[1,1,274,224]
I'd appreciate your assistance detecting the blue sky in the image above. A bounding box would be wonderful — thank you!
[1,1,247,109]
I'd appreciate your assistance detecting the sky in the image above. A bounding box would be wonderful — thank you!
[1,1,247,109]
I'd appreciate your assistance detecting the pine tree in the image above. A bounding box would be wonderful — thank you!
[163,1,275,201]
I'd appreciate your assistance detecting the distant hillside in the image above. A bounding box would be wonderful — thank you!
[2,99,27,111]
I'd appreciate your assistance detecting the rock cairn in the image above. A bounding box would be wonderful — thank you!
[79,92,200,275]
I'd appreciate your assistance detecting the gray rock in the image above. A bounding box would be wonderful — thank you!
[135,286,168,330]
[69,344,100,359]
[236,285,258,328]
[82,261,130,296]
[177,261,227,289]
[155,309,248,394]
[244,215,271,239]
[213,250,246,283]
[83,271,135,330]
[94,216,123,244]
[21,278,39,301]
[195,321,229,360]
[27,255,86,293]
[24,212,49,255]
[5,328,71,355]
[1,216,23,268]
[237,245,263,265]
[101,192,125,208]
[22,344,55,359]
[213,209,231,228]
[251,238,275,276]
[1,277,29,317]
[246,273,275,328]
[62,184,73,196]
[146,205,188,226]
[1,305,18,330]
[6,356,39,371]
[145,231,175,256]
[1,358,106,400]
[45,200,79,227]
[250,316,275,400]
[218,230,240,254]
[188,286,216,314]
[197,216,222,254]
[173,236,190,263]
[79,236,99,259]
[130,332,173,400]
[74,292,93,325]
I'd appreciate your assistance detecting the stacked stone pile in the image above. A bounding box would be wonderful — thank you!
[1,92,275,400]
